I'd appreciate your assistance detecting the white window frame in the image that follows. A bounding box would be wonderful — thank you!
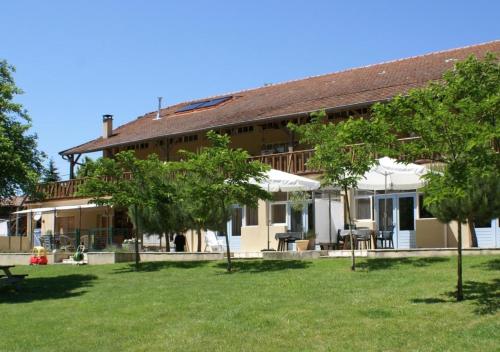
[354,191,373,221]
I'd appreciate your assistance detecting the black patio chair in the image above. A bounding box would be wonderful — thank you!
[377,226,394,248]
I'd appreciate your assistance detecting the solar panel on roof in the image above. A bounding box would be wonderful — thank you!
[176,96,232,113]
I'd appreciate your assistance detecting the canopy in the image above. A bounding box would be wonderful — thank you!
[12,203,99,215]
[357,157,428,191]
[253,169,320,192]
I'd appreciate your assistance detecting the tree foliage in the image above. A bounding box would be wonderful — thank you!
[179,130,271,271]
[0,60,44,197]
[42,158,61,183]
[371,53,500,300]
[77,151,175,268]
[289,110,390,270]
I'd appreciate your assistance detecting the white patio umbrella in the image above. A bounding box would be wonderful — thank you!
[252,169,320,250]
[357,157,429,230]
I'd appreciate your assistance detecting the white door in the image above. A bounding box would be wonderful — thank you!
[227,206,243,252]
[375,193,417,249]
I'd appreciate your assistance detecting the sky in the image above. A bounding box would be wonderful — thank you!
[1,0,499,179]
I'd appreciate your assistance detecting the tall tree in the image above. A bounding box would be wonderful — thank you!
[78,151,173,269]
[179,131,271,271]
[290,111,389,271]
[371,53,500,300]
[0,60,44,197]
[42,158,61,183]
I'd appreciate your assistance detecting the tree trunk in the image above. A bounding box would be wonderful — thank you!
[197,227,202,252]
[133,205,140,270]
[224,230,232,272]
[467,217,478,248]
[457,221,464,301]
[344,186,355,271]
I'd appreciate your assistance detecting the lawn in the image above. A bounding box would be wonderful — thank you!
[1,255,499,352]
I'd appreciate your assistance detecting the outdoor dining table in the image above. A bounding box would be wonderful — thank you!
[339,229,375,249]
[0,265,28,290]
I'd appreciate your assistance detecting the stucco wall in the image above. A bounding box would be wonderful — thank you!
[240,200,287,251]
[415,218,445,248]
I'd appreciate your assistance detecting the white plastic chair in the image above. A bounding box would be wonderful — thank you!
[204,231,226,252]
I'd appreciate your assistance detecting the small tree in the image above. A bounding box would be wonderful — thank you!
[290,110,389,271]
[179,131,271,271]
[76,156,97,178]
[42,158,61,183]
[78,152,171,269]
[371,53,500,300]
[0,60,44,197]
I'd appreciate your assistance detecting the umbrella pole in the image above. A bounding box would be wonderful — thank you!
[267,184,270,250]
[384,172,388,231]
[328,190,332,244]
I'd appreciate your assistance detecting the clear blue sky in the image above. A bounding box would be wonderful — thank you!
[2,0,499,179]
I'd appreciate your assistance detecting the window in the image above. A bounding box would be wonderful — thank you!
[245,206,258,226]
[176,96,232,113]
[354,190,372,220]
[271,204,286,224]
[418,195,434,218]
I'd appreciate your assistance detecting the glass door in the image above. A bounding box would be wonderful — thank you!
[375,193,417,249]
[227,206,243,252]
[397,195,417,248]
[475,218,496,248]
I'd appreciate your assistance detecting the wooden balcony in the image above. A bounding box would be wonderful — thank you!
[36,150,319,201]
[248,149,318,175]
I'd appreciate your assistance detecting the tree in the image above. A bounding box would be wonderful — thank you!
[0,60,44,197]
[42,158,61,183]
[290,110,389,271]
[371,53,500,300]
[76,156,97,178]
[78,151,173,269]
[179,131,271,271]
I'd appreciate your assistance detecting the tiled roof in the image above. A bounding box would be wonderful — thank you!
[61,40,500,155]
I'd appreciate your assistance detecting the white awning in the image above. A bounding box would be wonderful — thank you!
[357,157,429,191]
[12,203,100,215]
[252,169,321,192]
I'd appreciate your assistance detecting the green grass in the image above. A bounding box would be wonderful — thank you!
[1,256,499,352]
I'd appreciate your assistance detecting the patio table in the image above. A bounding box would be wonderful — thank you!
[339,229,374,249]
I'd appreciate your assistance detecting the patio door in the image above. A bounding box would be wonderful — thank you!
[227,206,243,252]
[375,193,417,248]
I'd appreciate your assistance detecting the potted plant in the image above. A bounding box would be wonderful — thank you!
[295,237,309,251]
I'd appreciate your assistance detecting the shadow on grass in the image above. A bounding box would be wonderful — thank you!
[412,279,499,315]
[358,257,449,271]
[0,274,97,304]
[215,260,311,274]
[474,258,500,271]
[113,260,210,274]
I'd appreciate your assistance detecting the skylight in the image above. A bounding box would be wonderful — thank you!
[176,96,232,113]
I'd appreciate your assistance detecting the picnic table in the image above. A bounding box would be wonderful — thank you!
[0,265,28,290]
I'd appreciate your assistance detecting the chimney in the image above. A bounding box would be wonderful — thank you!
[154,97,162,120]
[103,114,113,139]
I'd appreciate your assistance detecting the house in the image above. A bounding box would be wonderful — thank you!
[20,40,500,252]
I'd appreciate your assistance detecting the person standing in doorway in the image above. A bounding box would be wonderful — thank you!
[174,233,186,252]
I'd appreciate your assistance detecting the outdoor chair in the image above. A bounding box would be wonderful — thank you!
[356,229,372,250]
[376,226,394,249]
[204,232,226,252]
[335,229,345,250]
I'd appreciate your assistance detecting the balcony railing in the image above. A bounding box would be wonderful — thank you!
[35,149,319,201]
[35,139,433,201]
[249,149,318,175]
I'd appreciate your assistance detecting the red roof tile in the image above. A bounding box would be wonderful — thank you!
[61,40,500,155]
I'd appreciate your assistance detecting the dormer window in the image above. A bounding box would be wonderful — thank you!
[176,96,232,113]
